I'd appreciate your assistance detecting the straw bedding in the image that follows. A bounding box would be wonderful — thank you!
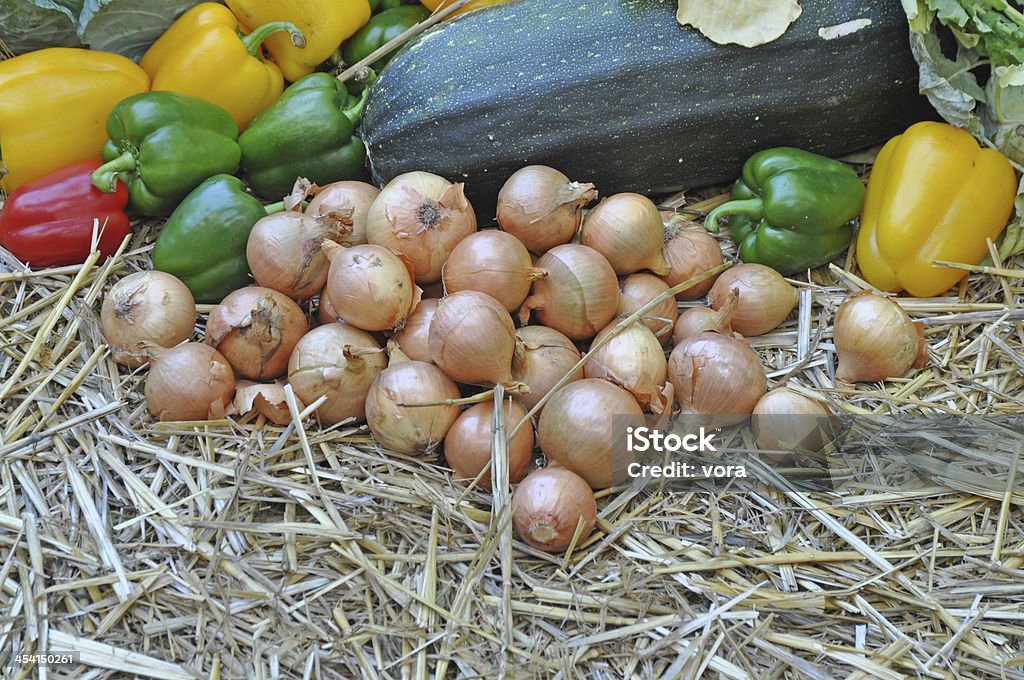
[1,188,1023,679]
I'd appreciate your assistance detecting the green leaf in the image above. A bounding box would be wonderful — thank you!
[0,0,84,54]
[676,0,802,48]
[909,29,986,135]
[78,0,202,60]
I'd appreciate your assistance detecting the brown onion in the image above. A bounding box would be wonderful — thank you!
[661,217,725,300]
[390,298,438,363]
[751,388,834,454]
[145,343,235,421]
[581,193,670,275]
[205,286,309,380]
[834,291,928,384]
[512,466,597,553]
[246,210,351,300]
[537,379,645,489]
[519,244,619,341]
[232,381,299,426]
[101,271,196,367]
[305,180,380,247]
[365,171,477,283]
[429,290,522,388]
[708,264,798,336]
[585,320,670,413]
[444,400,533,489]
[672,288,739,344]
[668,331,767,427]
[617,273,678,345]
[496,165,597,253]
[288,323,386,424]
[365,355,461,455]
[441,230,545,312]
[511,326,583,411]
[322,242,422,332]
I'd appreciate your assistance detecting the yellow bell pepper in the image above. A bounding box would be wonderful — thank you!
[0,48,150,193]
[140,3,305,130]
[420,0,508,17]
[225,0,371,83]
[856,121,1017,298]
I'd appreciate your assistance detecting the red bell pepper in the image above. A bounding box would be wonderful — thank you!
[0,161,131,267]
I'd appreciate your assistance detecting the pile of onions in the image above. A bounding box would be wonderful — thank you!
[288,323,386,424]
[512,466,597,553]
[672,288,739,344]
[206,286,309,380]
[305,180,380,247]
[233,381,297,426]
[751,388,834,454]
[145,343,235,421]
[616,273,678,345]
[441,230,545,312]
[246,210,351,300]
[365,171,477,283]
[661,217,724,300]
[390,298,438,363]
[834,291,928,384]
[668,331,766,427]
[444,400,533,489]
[520,244,619,340]
[322,242,422,332]
[511,326,583,411]
[101,271,196,368]
[581,193,670,275]
[537,378,645,489]
[496,165,597,253]
[585,320,670,413]
[364,353,461,455]
[707,263,798,336]
[429,290,523,389]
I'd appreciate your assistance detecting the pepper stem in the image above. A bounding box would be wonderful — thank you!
[342,69,377,125]
[240,21,307,57]
[264,200,288,215]
[703,198,764,234]
[91,150,138,194]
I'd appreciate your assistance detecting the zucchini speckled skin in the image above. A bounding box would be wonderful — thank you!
[362,0,934,214]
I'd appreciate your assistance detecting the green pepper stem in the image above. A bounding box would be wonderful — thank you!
[703,198,764,234]
[264,200,288,214]
[91,150,137,194]
[342,69,377,125]
[241,21,307,57]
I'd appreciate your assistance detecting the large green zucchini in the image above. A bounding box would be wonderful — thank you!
[362,0,934,213]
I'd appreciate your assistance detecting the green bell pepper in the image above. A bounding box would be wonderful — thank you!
[704,147,865,276]
[92,91,242,217]
[343,6,429,69]
[369,0,416,13]
[238,72,374,200]
[151,174,283,303]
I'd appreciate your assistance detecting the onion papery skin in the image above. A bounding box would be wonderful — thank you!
[441,230,544,312]
[511,325,583,411]
[616,273,678,345]
[496,165,597,254]
[708,263,798,337]
[305,180,380,247]
[537,378,645,489]
[246,211,350,301]
[512,466,597,553]
[365,360,462,455]
[580,193,670,275]
[232,381,297,426]
[365,171,477,284]
[520,244,619,341]
[834,291,928,384]
[585,321,669,413]
[429,290,519,387]
[444,400,533,489]
[205,286,309,381]
[288,323,387,425]
[145,343,235,422]
[391,298,438,364]
[101,271,197,368]
[661,219,725,300]
[324,243,422,332]
[667,331,767,427]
